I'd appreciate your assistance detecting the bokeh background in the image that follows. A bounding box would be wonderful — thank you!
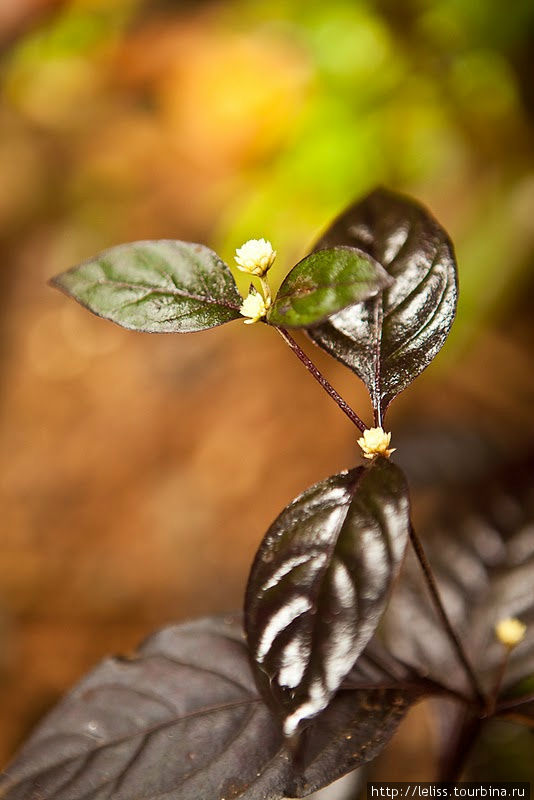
[1,0,534,783]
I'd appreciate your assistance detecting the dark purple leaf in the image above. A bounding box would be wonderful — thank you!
[0,617,430,800]
[383,455,534,699]
[245,458,410,736]
[51,241,242,333]
[307,188,458,423]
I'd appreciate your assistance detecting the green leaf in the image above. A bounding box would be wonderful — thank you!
[307,188,458,423]
[245,457,410,736]
[51,240,243,333]
[267,246,392,328]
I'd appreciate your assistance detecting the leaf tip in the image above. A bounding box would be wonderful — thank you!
[48,273,63,290]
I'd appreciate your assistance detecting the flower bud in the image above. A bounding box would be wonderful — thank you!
[240,288,271,324]
[357,427,395,459]
[235,238,276,277]
[495,617,526,649]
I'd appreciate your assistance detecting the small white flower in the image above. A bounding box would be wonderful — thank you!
[357,427,395,459]
[240,289,271,324]
[235,238,276,277]
[495,617,526,649]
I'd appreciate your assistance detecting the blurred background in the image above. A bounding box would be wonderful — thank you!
[1,0,534,783]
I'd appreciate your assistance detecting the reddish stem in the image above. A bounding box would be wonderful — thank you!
[275,327,367,432]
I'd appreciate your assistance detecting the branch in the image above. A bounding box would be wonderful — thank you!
[275,327,367,432]
[409,524,486,709]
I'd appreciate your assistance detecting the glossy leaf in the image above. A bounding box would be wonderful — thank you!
[51,240,242,333]
[245,457,410,736]
[267,246,392,328]
[307,188,458,423]
[0,616,430,800]
[383,453,534,698]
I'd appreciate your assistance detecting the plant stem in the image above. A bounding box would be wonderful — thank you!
[275,327,367,432]
[487,649,511,715]
[496,690,534,713]
[409,524,486,708]
[438,708,484,781]
[259,277,272,304]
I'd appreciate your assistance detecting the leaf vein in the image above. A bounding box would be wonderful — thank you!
[80,279,241,312]
[383,273,450,364]
[1,698,262,794]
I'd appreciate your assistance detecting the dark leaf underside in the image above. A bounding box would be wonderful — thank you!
[383,453,534,699]
[0,617,428,800]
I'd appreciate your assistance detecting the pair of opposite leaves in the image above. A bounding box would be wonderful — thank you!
[50,188,458,735]
[3,450,534,800]
[52,187,458,425]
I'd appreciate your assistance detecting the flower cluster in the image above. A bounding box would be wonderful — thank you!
[357,427,395,459]
[236,238,275,324]
[235,238,276,277]
[240,288,271,325]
